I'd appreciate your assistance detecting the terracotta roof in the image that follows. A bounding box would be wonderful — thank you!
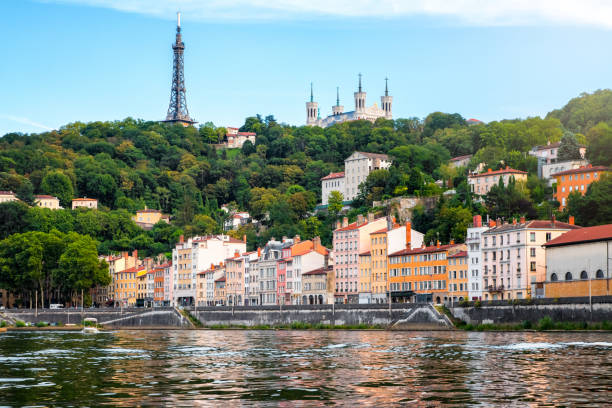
[551,165,609,177]
[303,266,332,276]
[73,197,97,201]
[215,276,226,282]
[468,167,527,178]
[450,154,472,162]
[121,265,146,273]
[291,240,329,256]
[370,228,388,235]
[321,172,345,180]
[237,132,256,136]
[389,244,461,257]
[334,217,385,232]
[0,191,15,195]
[543,224,612,247]
[136,209,162,213]
[359,250,371,256]
[35,195,56,199]
[484,220,581,233]
[353,151,390,161]
[448,250,468,258]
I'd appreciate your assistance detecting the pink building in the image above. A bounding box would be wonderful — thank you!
[333,214,387,303]
[225,251,245,306]
[481,217,580,300]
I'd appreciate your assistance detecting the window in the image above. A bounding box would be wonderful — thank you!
[530,262,536,271]
[530,232,536,242]
[580,271,588,280]
[565,272,573,281]
[596,269,604,279]
[546,233,552,241]
[530,248,536,257]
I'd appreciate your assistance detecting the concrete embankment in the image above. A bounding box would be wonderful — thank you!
[190,303,452,330]
[2,307,191,328]
[450,296,612,325]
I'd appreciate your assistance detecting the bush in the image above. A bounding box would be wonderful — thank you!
[15,320,26,327]
[474,300,482,308]
[521,320,533,330]
[459,299,470,307]
[537,316,554,330]
[0,320,6,328]
[35,321,48,327]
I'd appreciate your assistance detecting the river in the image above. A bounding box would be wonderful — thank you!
[0,330,610,406]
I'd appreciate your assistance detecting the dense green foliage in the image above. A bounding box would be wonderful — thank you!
[0,90,610,253]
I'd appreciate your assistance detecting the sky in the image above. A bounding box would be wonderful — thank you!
[1,0,612,135]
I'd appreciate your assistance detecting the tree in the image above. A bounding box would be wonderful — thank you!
[586,122,612,166]
[327,191,344,219]
[484,177,537,220]
[557,131,583,161]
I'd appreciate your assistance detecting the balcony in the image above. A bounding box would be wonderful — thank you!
[486,285,504,292]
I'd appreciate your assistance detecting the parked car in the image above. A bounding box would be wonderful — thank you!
[50,304,64,309]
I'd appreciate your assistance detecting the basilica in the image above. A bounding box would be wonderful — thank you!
[306,74,393,127]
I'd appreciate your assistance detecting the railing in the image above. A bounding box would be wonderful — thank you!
[486,285,504,292]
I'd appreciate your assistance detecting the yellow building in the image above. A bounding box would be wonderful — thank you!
[370,228,389,303]
[447,251,468,304]
[132,208,170,229]
[34,195,62,210]
[100,251,138,305]
[358,251,372,297]
[213,276,226,305]
[114,265,145,306]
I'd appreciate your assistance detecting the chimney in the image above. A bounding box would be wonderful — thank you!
[336,220,341,230]
[551,214,556,224]
[257,247,261,257]
[569,215,575,225]
[488,168,492,173]
[179,234,184,244]
[313,236,321,251]
[489,220,496,228]
[132,250,138,259]
[436,240,440,248]
[293,235,301,243]
[497,218,502,227]
[473,215,482,228]
[243,234,247,244]
[122,251,128,260]
[282,236,287,243]
[342,217,349,228]
[234,250,240,258]
[405,221,412,249]
[512,218,517,225]
[220,262,224,267]
[450,239,455,245]
[520,216,526,224]
[211,263,215,270]
[357,214,364,225]
[367,213,374,222]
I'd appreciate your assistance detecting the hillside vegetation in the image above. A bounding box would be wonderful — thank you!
[0,90,611,255]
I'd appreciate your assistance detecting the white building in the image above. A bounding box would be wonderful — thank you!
[224,127,256,149]
[306,75,392,128]
[163,262,174,306]
[529,140,586,165]
[321,172,345,205]
[0,191,18,203]
[242,251,259,306]
[286,237,329,305]
[466,215,489,300]
[34,195,62,209]
[172,235,246,306]
[540,159,588,186]
[224,211,251,230]
[344,151,392,202]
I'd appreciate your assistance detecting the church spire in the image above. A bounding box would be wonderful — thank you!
[358,73,362,93]
[385,77,389,97]
[336,86,340,106]
[310,82,314,103]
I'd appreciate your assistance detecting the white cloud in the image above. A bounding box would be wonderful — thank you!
[42,0,612,28]
[0,115,54,131]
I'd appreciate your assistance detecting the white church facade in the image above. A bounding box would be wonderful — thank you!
[306,75,393,128]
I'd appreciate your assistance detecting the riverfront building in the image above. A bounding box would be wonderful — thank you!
[388,242,466,304]
[333,214,387,303]
[481,217,580,300]
[302,266,334,304]
[543,224,611,298]
[466,215,489,300]
[447,251,469,304]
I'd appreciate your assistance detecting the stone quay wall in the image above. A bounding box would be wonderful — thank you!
[450,297,612,325]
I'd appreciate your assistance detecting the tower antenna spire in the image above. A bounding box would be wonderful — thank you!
[358,73,362,93]
[310,82,314,102]
[163,11,195,125]
[336,86,340,106]
[385,77,389,96]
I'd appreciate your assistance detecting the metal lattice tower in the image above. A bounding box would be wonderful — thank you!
[163,12,195,125]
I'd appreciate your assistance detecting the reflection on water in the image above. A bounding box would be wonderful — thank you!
[0,330,610,406]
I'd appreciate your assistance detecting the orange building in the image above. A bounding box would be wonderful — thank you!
[552,164,610,209]
[447,251,468,304]
[388,242,465,304]
[369,229,389,303]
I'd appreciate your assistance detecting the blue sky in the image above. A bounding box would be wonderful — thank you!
[1,0,612,135]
